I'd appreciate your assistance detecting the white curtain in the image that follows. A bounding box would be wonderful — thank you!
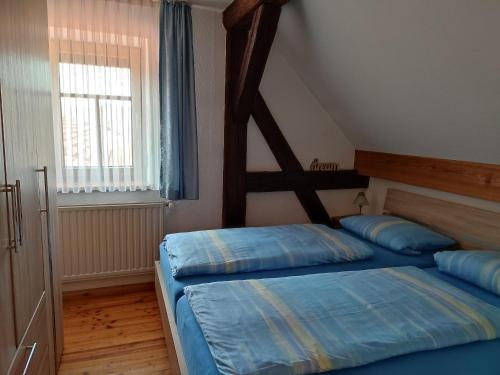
[48,0,160,193]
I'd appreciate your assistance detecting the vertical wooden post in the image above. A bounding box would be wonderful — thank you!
[222,28,249,227]
[223,3,282,227]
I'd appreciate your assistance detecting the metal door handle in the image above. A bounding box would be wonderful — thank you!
[22,342,37,375]
[9,184,18,251]
[1,184,17,251]
[14,180,22,246]
[35,167,49,215]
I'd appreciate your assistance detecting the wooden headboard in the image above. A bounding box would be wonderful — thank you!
[384,189,500,250]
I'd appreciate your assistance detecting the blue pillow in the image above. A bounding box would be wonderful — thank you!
[340,215,456,255]
[435,250,500,296]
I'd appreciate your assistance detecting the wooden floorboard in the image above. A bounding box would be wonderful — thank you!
[58,283,170,374]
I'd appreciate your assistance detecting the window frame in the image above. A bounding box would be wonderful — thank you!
[49,33,158,193]
[58,89,134,169]
[53,43,144,178]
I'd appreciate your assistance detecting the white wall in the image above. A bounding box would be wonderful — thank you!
[366,178,500,215]
[246,46,362,226]
[57,4,500,235]
[165,8,226,233]
[57,7,405,233]
[167,8,363,232]
[57,8,228,235]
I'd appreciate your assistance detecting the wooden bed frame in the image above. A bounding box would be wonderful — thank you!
[384,189,500,250]
[155,261,188,375]
[155,188,500,375]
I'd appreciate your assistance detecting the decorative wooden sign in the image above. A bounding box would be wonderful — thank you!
[310,158,339,172]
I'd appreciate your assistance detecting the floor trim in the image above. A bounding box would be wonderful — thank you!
[62,271,154,292]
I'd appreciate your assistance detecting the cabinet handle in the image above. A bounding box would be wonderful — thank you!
[14,180,23,246]
[35,167,49,215]
[1,184,17,251]
[21,342,37,375]
[9,184,18,251]
[35,166,59,361]
[36,166,52,260]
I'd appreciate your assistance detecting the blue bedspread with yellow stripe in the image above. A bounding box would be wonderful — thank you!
[167,224,374,278]
[185,267,500,375]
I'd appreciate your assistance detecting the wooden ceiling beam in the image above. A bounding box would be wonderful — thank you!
[247,171,370,192]
[233,3,281,123]
[223,0,289,30]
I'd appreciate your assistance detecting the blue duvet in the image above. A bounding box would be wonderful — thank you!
[185,267,500,375]
[167,224,374,278]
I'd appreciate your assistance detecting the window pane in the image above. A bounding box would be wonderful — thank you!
[60,97,133,168]
[99,99,133,167]
[59,63,131,97]
[60,97,99,167]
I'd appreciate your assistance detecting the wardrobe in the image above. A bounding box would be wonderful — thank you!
[0,0,62,373]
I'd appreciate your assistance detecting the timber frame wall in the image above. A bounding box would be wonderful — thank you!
[221,0,369,227]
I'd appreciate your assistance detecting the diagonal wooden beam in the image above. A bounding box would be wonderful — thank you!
[295,190,335,225]
[251,92,303,171]
[252,93,333,225]
[233,3,281,123]
[222,0,348,227]
[246,171,370,192]
[223,0,290,30]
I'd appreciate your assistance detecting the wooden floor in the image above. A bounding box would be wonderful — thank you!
[58,283,171,374]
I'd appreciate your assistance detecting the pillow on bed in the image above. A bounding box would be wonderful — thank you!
[339,215,455,255]
[435,250,500,296]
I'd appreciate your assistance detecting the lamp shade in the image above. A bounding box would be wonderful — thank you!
[354,192,369,207]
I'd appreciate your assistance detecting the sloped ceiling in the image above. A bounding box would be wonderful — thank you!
[198,0,500,164]
[275,0,500,164]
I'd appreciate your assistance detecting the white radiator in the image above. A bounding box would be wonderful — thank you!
[58,203,165,291]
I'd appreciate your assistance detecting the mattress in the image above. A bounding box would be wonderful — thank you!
[160,229,437,312]
[176,267,500,375]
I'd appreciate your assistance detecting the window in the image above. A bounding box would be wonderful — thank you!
[49,38,159,193]
[59,63,133,168]
[48,0,160,194]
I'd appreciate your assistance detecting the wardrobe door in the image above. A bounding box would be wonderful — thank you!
[35,93,64,368]
[33,0,63,364]
[0,85,17,375]
[0,0,48,344]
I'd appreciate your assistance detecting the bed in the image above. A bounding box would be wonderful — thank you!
[175,266,500,375]
[155,189,500,374]
[159,228,437,313]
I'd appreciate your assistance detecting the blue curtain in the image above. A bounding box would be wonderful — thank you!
[159,1,199,200]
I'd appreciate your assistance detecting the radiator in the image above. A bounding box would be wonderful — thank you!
[58,203,165,290]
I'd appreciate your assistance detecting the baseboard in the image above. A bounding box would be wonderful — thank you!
[62,270,155,292]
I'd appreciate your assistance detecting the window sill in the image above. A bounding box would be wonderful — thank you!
[56,190,164,207]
